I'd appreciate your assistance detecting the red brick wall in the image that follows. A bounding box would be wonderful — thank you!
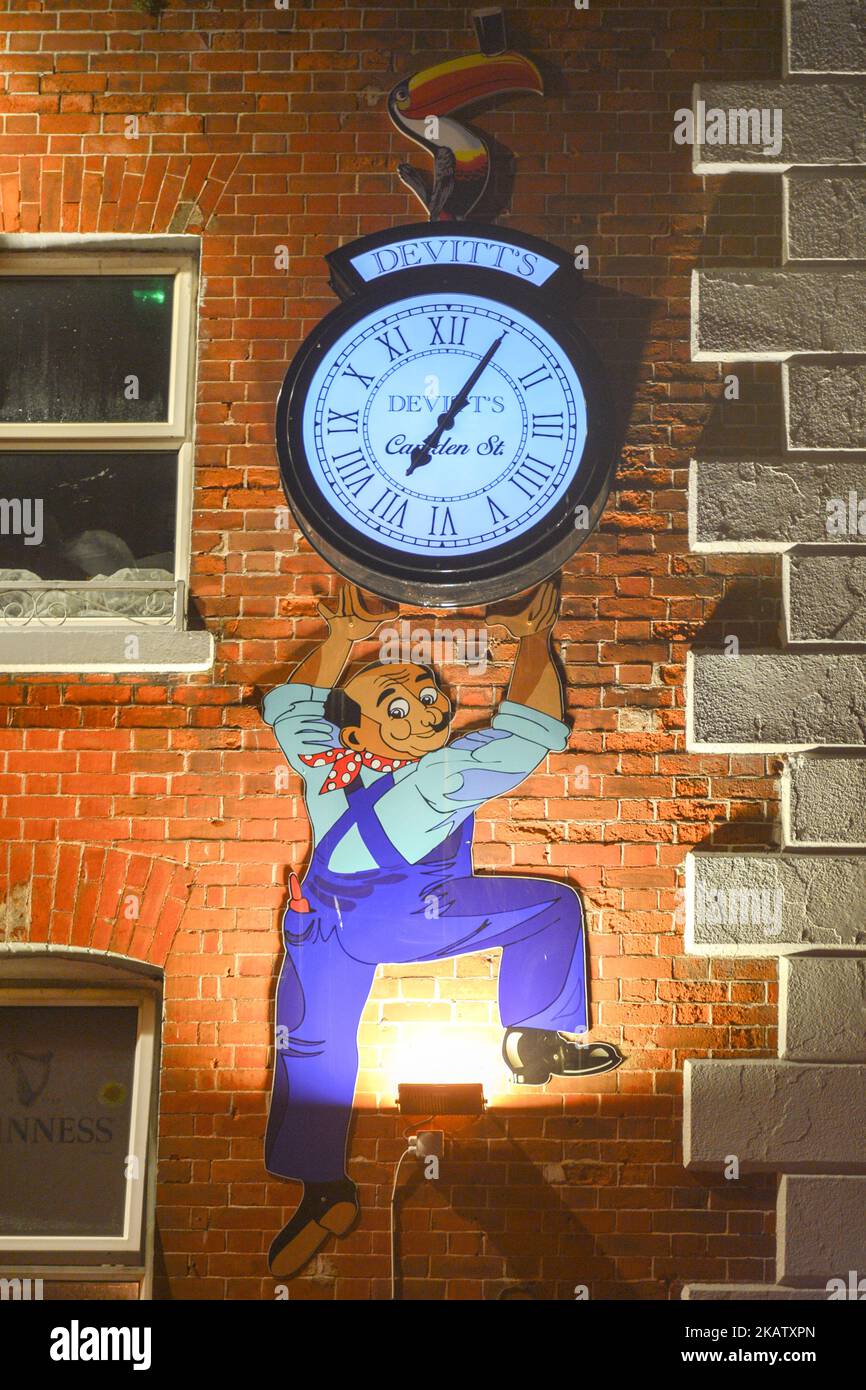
[0,0,784,1299]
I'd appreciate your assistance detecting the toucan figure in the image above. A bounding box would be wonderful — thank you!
[387,7,543,221]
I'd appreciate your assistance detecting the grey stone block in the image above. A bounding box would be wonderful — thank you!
[684,1059,866,1171]
[787,0,866,74]
[687,851,866,954]
[695,270,866,359]
[786,363,866,450]
[785,552,866,643]
[683,1283,830,1300]
[784,754,866,845]
[693,82,866,170]
[691,457,866,550]
[778,1176,866,1284]
[689,651,866,749]
[785,172,866,259]
[780,955,866,1061]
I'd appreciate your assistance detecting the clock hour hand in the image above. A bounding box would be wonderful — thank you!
[406,333,505,477]
[405,413,455,478]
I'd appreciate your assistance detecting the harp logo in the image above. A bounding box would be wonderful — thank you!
[6,1050,53,1107]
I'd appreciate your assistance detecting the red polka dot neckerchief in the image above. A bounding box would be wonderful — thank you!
[299,746,417,794]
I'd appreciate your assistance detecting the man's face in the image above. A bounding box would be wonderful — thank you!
[341,663,451,759]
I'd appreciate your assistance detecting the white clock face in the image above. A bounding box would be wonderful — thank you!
[300,292,588,557]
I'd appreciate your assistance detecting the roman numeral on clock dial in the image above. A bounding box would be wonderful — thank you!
[428,504,457,537]
[332,448,373,497]
[531,412,564,439]
[375,326,411,360]
[519,365,552,391]
[370,488,408,528]
[342,363,373,389]
[326,407,359,434]
[427,315,468,347]
[511,454,554,498]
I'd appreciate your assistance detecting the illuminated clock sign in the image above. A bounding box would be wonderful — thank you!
[276,221,616,607]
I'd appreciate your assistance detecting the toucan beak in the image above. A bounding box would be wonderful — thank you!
[397,51,543,121]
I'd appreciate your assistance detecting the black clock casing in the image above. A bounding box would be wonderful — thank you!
[275,223,616,607]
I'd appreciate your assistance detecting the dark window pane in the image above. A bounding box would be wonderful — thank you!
[0,276,174,423]
[0,1004,140,1240]
[0,451,177,579]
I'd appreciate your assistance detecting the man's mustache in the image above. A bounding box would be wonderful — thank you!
[395,711,451,740]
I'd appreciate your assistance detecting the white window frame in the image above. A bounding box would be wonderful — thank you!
[0,252,195,444]
[0,986,157,1260]
[0,234,211,672]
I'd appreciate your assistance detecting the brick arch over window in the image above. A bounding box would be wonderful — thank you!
[0,153,241,236]
[0,842,194,968]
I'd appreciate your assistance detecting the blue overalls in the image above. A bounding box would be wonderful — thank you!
[265,769,588,1184]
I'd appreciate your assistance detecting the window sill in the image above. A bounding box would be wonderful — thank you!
[0,625,213,674]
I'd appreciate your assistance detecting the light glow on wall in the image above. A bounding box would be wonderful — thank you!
[382,1024,512,1105]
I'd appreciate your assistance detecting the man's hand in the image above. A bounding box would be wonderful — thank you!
[317,583,399,643]
[488,581,562,718]
[287,583,399,689]
[487,580,559,641]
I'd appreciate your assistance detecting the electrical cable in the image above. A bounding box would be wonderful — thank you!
[389,1145,415,1301]
[401,1114,433,1138]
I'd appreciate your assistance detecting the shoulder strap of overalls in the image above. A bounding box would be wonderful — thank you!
[313,771,399,868]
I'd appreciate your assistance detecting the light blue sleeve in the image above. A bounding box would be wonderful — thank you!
[421,699,569,809]
[261,682,337,780]
[376,700,569,857]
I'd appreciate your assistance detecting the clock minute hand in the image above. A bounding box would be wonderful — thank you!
[445,332,506,419]
[406,333,505,477]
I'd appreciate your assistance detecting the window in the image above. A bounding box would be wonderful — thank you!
[0,238,211,672]
[0,987,158,1264]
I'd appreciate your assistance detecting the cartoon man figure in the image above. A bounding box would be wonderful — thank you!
[262,580,623,1278]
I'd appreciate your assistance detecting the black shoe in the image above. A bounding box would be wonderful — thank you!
[268,1178,359,1279]
[503,1027,624,1085]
